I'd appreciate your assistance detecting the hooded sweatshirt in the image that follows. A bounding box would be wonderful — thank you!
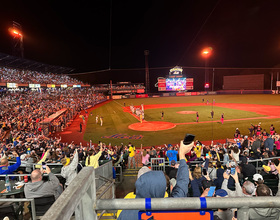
[24,173,61,200]
[248,207,280,220]
[118,159,189,220]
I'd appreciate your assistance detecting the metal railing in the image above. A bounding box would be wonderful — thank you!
[26,158,280,220]
[0,198,36,220]
[95,197,280,219]
[151,158,166,172]
[95,161,113,189]
[41,160,113,220]
[149,156,280,171]
[40,155,280,220]
[41,166,96,220]
[114,165,123,183]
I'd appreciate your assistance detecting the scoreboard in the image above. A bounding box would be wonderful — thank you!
[156,66,194,91]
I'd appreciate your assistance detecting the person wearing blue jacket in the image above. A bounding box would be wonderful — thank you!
[118,140,193,220]
[0,151,21,175]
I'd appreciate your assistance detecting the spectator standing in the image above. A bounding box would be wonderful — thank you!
[166,145,178,164]
[165,160,178,180]
[118,140,193,220]
[140,145,150,166]
[270,124,275,135]
[128,144,136,169]
[251,137,262,154]
[222,171,254,197]
[275,137,280,156]
[61,149,79,187]
[85,146,104,168]
[239,157,256,179]
[264,135,274,151]
[231,146,240,162]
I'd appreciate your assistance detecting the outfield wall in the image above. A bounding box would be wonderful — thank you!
[112,90,274,99]
[223,74,264,90]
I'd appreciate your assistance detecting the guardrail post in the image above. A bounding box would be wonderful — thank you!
[30,199,37,220]
[75,169,97,220]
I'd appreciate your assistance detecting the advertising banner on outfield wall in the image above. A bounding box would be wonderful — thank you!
[112,95,122,99]
[136,94,148,98]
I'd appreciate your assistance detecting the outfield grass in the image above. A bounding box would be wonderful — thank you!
[83,95,280,147]
[144,106,265,123]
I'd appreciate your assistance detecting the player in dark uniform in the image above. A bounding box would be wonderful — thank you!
[211,110,214,119]
[196,112,199,122]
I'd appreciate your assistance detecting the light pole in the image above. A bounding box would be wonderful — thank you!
[201,47,213,91]
[8,21,24,58]
[144,50,150,94]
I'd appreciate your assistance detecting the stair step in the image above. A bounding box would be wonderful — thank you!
[97,212,116,220]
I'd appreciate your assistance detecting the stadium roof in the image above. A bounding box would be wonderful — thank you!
[0,52,74,74]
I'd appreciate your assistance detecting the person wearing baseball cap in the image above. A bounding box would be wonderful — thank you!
[165,160,178,180]
[213,189,234,220]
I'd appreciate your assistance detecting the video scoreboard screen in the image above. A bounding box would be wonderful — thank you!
[157,77,193,91]
[166,78,186,91]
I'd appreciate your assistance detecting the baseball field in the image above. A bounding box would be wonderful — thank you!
[58,94,280,147]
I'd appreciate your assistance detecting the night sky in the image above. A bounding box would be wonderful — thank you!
[1,1,280,86]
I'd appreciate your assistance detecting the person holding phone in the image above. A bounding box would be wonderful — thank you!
[118,139,194,220]
[222,170,254,197]
[24,165,62,200]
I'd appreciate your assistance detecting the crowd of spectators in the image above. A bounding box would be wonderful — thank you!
[94,83,145,92]
[0,67,85,85]
[116,124,280,219]
[1,114,280,219]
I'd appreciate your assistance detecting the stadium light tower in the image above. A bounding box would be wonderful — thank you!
[144,50,150,94]
[8,21,24,58]
[201,47,213,91]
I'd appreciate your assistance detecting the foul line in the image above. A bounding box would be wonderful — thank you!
[175,116,280,125]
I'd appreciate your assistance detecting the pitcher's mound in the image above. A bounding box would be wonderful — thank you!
[177,111,196,114]
[128,121,176,131]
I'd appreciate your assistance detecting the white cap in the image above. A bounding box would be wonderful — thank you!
[253,173,263,182]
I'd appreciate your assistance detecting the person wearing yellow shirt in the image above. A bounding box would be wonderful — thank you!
[194,144,202,158]
[128,144,136,169]
[85,146,104,168]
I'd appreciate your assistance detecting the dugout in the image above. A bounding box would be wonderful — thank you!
[39,108,68,136]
